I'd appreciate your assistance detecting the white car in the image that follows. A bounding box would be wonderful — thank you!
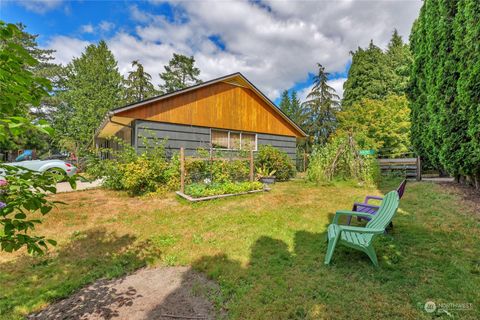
[7,159,77,177]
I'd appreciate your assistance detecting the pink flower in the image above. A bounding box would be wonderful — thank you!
[0,179,7,187]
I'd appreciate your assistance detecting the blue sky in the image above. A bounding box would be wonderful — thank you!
[1,0,422,103]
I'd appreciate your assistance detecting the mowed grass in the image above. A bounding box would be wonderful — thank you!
[0,178,479,319]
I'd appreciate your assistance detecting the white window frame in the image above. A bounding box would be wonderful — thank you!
[210,128,257,151]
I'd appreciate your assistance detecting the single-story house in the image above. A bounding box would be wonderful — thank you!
[95,73,307,160]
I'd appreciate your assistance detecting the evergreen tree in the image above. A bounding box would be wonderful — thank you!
[409,0,480,186]
[386,29,412,95]
[124,60,157,104]
[342,41,393,107]
[159,53,201,94]
[279,90,291,115]
[303,63,340,144]
[56,40,124,151]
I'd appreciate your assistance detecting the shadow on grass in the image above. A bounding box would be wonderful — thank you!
[0,228,160,319]
[147,182,480,319]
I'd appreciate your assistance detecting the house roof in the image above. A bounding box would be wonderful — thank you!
[96,72,307,138]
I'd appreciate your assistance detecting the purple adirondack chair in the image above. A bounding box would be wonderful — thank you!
[347,179,407,226]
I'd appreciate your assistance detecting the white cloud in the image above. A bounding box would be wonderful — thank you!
[297,77,347,105]
[48,0,422,100]
[45,36,90,65]
[99,21,115,32]
[80,24,94,34]
[18,0,63,14]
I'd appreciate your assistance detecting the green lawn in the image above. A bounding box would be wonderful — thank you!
[0,178,479,319]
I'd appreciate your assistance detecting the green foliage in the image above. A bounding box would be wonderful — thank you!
[337,95,411,156]
[0,165,76,254]
[255,145,295,181]
[409,0,480,183]
[87,138,179,196]
[0,22,66,254]
[123,60,158,104]
[186,155,250,184]
[343,33,411,107]
[256,164,276,178]
[307,134,379,185]
[279,90,307,129]
[0,21,51,117]
[55,40,124,153]
[303,63,340,144]
[184,181,263,198]
[158,53,201,94]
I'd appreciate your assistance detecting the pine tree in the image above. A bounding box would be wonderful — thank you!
[159,53,201,94]
[386,29,412,95]
[124,60,157,104]
[303,63,340,144]
[279,90,291,116]
[56,40,124,151]
[342,41,393,107]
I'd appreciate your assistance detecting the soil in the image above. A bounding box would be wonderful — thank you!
[28,267,223,320]
[439,181,480,219]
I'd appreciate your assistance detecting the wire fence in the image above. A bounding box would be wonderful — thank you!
[179,148,254,193]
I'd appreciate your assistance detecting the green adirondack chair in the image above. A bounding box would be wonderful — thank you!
[324,191,400,267]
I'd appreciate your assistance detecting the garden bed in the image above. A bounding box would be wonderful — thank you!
[177,181,269,202]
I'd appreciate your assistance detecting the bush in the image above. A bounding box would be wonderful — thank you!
[184,181,263,198]
[307,134,380,186]
[87,137,179,196]
[255,145,295,181]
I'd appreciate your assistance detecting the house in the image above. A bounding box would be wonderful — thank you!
[95,73,307,160]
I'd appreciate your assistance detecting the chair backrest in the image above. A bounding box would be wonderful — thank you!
[397,179,407,199]
[366,191,400,230]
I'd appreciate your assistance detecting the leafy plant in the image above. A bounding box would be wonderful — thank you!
[256,164,276,178]
[255,145,295,181]
[87,137,179,196]
[0,166,76,254]
[307,134,380,185]
[184,181,263,198]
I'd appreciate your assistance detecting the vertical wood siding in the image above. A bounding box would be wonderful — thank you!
[116,82,302,137]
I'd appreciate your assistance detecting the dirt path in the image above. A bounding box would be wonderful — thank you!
[56,179,103,193]
[28,267,222,320]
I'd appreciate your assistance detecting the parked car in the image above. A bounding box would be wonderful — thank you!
[6,159,77,177]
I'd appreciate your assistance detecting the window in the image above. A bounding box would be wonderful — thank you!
[211,130,257,150]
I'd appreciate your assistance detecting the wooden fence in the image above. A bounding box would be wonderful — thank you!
[179,147,254,193]
[378,157,422,181]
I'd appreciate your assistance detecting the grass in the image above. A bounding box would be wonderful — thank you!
[0,178,479,319]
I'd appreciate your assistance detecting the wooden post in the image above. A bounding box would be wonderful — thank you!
[303,151,307,172]
[249,150,254,182]
[416,156,422,181]
[180,147,185,193]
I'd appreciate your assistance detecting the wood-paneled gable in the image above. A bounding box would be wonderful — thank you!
[116,82,302,137]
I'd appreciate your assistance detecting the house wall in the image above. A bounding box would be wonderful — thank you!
[134,120,297,160]
[116,82,303,137]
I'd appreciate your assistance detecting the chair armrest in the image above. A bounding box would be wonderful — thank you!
[353,203,380,209]
[365,195,383,204]
[333,210,375,224]
[339,225,385,234]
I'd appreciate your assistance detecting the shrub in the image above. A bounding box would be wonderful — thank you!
[184,181,264,198]
[255,145,295,181]
[307,134,380,186]
[87,137,179,196]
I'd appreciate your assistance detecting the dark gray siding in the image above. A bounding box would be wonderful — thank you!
[257,133,297,160]
[135,120,210,156]
[134,120,297,160]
